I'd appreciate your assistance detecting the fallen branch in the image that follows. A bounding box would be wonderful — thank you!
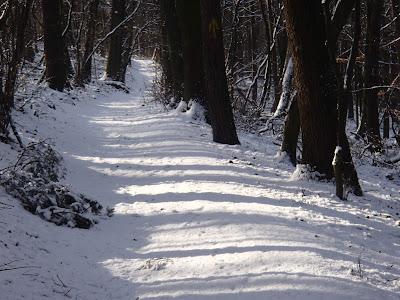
[0,260,41,272]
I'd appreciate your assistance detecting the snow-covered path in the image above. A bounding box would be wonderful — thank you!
[2,60,400,299]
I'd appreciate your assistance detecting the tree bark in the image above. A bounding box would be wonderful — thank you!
[42,0,67,91]
[80,0,100,84]
[175,0,207,111]
[281,96,300,165]
[339,0,362,197]
[105,0,126,82]
[0,0,33,136]
[160,0,184,101]
[266,0,279,113]
[358,0,383,142]
[250,14,258,102]
[283,0,337,177]
[160,22,173,97]
[273,48,293,118]
[200,0,239,145]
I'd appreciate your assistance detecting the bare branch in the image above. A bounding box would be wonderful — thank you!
[62,0,73,37]
[84,0,142,68]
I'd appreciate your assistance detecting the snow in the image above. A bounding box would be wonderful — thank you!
[332,146,342,166]
[1,59,400,299]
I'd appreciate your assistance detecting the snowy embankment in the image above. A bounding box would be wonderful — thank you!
[1,60,400,299]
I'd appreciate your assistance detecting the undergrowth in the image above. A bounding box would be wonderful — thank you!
[0,141,105,229]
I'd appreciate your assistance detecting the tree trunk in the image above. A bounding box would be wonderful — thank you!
[273,48,293,118]
[119,1,139,82]
[105,0,126,82]
[200,0,239,145]
[358,0,383,142]
[175,0,207,111]
[283,0,338,177]
[78,0,100,84]
[42,0,67,91]
[324,0,362,198]
[250,14,258,102]
[0,0,33,137]
[267,0,279,113]
[160,0,184,101]
[160,22,173,97]
[281,96,300,165]
[338,0,362,197]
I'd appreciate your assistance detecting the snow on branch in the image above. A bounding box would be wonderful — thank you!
[0,141,106,229]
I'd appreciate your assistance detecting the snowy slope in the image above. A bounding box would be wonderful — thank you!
[1,60,400,299]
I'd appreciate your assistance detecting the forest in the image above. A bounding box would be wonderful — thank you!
[1,0,400,299]
[1,0,400,198]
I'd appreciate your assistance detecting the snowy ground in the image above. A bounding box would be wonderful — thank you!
[1,60,400,299]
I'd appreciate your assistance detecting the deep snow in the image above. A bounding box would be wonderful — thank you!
[1,60,400,299]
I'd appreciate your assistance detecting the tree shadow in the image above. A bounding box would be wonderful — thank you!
[54,65,400,299]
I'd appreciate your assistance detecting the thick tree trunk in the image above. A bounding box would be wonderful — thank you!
[79,0,100,84]
[283,0,337,177]
[160,0,183,101]
[175,0,207,110]
[358,0,383,142]
[42,0,67,91]
[105,0,126,82]
[200,0,239,145]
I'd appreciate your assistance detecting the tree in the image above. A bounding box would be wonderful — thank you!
[105,0,126,82]
[104,0,141,83]
[159,0,183,101]
[335,0,363,197]
[280,95,299,165]
[200,0,240,145]
[283,0,338,177]
[74,0,100,85]
[0,0,33,139]
[357,0,384,144]
[175,0,207,110]
[42,0,68,91]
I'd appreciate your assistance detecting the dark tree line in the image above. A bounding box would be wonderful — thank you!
[2,0,400,198]
[0,0,33,139]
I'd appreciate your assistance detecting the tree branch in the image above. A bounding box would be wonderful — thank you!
[83,0,141,68]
